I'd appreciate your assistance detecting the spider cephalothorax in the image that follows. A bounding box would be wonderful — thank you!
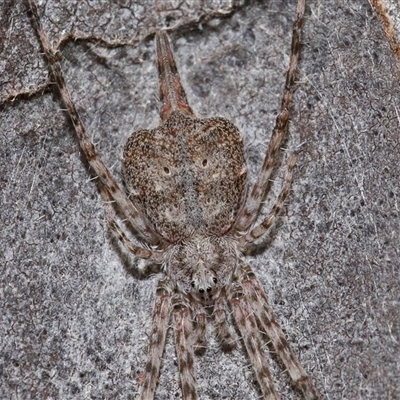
[166,235,239,301]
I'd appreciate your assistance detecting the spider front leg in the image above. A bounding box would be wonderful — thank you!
[140,280,172,400]
[228,281,280,400]
[240,266,318,400]
[172,295,198,400]
[214,290,237,352]
[192,301,207,356]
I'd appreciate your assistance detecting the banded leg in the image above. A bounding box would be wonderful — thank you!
[240,154,296,246]
[214,291,236,352]
[234,0,305,232]
[241,265,318,400]
[229,282,280,400]
[140,280,172,400]
[27,0,161,245]
[193,301,207,356]
[172,295,198,400]
[98,181,162,261]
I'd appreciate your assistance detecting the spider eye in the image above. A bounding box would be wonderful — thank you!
[206,287,211,292]
[202,159,208,167]
[163,166,170,174]
[191,281,195,288]
[199,288,205,294]
[213,277,217,284]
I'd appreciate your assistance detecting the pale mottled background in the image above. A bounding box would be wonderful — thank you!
[1,0,400,399]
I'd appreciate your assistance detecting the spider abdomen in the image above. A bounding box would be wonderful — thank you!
[122,112,247,242]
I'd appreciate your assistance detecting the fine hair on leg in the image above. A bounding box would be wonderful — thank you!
[140,280,172,400]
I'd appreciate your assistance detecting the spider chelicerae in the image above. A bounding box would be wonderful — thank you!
[27,0,317,398]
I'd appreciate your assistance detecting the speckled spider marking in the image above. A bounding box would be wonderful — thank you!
[27,0,318,398]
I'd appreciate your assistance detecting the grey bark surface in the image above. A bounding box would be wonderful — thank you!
[1,0,399,399]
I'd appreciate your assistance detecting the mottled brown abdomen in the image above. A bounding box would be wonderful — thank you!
[122,112,247,242]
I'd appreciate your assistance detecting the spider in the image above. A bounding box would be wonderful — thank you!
[27,0,317,398]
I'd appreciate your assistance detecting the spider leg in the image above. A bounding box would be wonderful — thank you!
[241,265,318,400]
[97,181,163,261]
[214,290,237,352]
[234,0,305,232]
[27,0,162,245]
[140,280,172,400]
[228,281,280,400]
[172,294,198,400]
[192,301,207,356]
[240,154,296,247]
